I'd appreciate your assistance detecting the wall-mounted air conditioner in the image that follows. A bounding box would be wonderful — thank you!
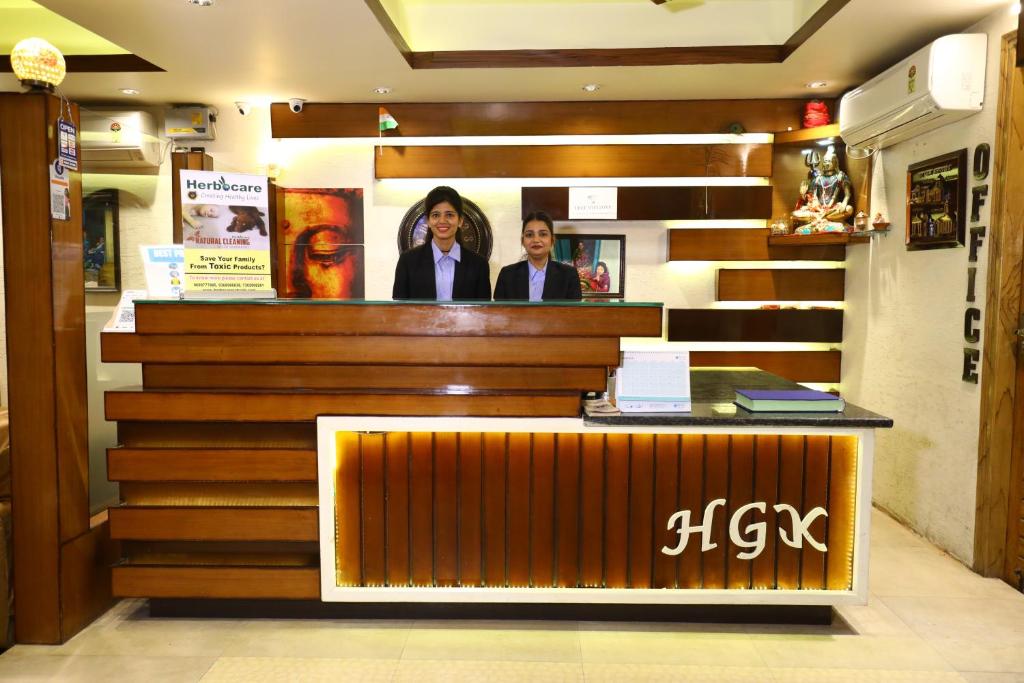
[80,110,162,170]
[839,33,986,153]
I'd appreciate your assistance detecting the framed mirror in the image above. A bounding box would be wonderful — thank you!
[83,189,121,292]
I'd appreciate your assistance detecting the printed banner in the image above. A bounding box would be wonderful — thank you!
[180,170,272,293]
[139,244,185,299]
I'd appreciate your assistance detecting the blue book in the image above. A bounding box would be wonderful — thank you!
[735,389,845,412]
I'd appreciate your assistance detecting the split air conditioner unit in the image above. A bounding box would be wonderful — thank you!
[80,110,162,170]
[839,33,986,153]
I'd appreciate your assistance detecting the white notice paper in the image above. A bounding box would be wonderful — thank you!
[568,186,617,220]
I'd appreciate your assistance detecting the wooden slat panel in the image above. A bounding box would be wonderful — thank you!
[604,434,630,589]
[458,433,483,586]
[107,448,316,482]
[826,436,858,591]
[119,482,317,507]
[652,435,680,589]
[112,566,320,599]
[678,435,703,589]
[668,229,846,261]
[727,435,755,590]
[143,364,608,392]
[109,507,318,542]
[134,302,662,338]
[409,433,434,586]
[690,351,841,384]
[702,435,729,590]
[270,100,807,138]
[530,433,556,588]
[103,333,621,367]
[375,145,772,179]
[361,434,387,587]
[717,269,846,301]
[776,436,805,589]
[579,434,605,588]
[801,436,830,590]
[751,435,781,589]
[106,390,583,421]
[522,186,772,221]
[434,432,459,586]
[667,309,843,343]
[507,433,532,587]
[628,434,655,589]
[481,432,507,586]
[385,432,410,586]
[554,434,581,588]
[117,422,316,449]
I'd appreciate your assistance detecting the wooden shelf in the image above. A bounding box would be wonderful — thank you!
[769,233,852,246]
[773,123,841,146]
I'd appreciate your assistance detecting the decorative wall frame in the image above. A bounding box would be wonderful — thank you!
[906,149,967,251]
[553,233,626,299]
[83,188,121,292]
[397,197,493,259]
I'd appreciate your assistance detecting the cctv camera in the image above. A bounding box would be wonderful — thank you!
[235,101,251,116]
[288,98,306,114]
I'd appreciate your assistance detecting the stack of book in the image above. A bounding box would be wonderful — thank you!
[734,389,845,412]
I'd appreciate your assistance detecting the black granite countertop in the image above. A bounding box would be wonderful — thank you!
[585,368,893,429]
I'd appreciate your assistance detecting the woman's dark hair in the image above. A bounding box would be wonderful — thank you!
[596,261,608,274]
[522,211,555,236]
[425,186,463,218]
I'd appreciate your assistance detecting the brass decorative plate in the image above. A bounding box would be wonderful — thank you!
[397,197,493,259]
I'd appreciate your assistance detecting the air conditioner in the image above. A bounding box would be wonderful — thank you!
[80,110,162,170]
[839,33,986,152]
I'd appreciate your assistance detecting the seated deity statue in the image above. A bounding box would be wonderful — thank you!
[792,146,854,229]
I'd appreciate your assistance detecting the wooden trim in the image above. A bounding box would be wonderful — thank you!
[117,422,317,449]
[105,390,585,421]
[0,54,164,73]
[170,152,213,243]
[689,351,841,384]
[374,144,772,179]
[976,32,1024,579]
[408,45,784,69]
[108,507,319,542]
[107,448,318,482]
[360,0,414,67]
[59,520,118,641]
[133,302,661,337]
[102,333,622,367]
[270,100,807,138]
[522,186,772,222]
[781,0,852,59]
[667,309,843,343]
[112,566,320,599]
[668,229,847,261]
[717,269,845,301]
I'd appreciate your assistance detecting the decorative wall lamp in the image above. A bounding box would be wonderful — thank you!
[9,37,66,92]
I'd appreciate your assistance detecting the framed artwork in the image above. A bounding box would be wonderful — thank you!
[906,149,967,251]
[83,189,121,292]
[280,188,365,299]
[553,233,625,299]
[397,197,493,259]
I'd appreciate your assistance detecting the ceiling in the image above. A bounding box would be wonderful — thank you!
[0,0,1012,115]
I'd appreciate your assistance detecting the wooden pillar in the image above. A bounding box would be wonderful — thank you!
[0,92,114,644]
[171,150,213,243]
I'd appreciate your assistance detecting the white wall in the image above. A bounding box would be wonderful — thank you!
[842,7,1016,564]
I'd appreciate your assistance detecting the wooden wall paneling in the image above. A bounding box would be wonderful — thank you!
[60,518,118,641]
[530,433,556,587]
[107,448,317,482]
[143,363,608,392]
[727,435,755,590]
[122,540,319,567]
[507,433,531,587]
[170,151,213,243]
[603,434,630,589]
[651,435,680,589]
[689,351,841,384]
[826,436,857,590]
[409,433,434,586]
[701,435,729,589]
[775,436,805,589]
[361,434,387,586]
[800,436,830,589]
[751,435,781,589]
[375,144,772,179]
[554,434,581,587]
[521,186,772,222]
[667,309,843,343]
[627,434,655,588]
[579,434,605,587]
[117,422,316,449]
[118,481,318,507]
[717,269,845,301]
[104,333,622,367]
[105,390,584,421]
[112,566,320,599]
[108,507,318,542]
[458,433,483,586]
[385,432,411,586]
[434,432,459,586]
[668,229,846,261]
[677,435,704,588]
[335,432,362,586]
[134,303,662,338]
[481,432,507,586]
[270,100,809,138]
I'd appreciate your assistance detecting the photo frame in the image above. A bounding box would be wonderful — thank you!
[906,149,967,251]
[83,189,121,292]
[397,197,493,259]
[553,233,625,299]
[279,188,365,299]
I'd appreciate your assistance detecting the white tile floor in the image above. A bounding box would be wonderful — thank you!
[2,508,1023,682]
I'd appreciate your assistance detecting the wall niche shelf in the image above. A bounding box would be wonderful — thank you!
[773,123,841,146]
[768,232,876,247]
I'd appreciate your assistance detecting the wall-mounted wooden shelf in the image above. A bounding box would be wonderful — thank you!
[768,232,875,246]
[523,186,772,221]
[773,123,841,146]
[668,228,846,261]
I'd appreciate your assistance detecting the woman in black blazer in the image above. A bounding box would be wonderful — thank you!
[493,211,583,301]
[392,186,491,301]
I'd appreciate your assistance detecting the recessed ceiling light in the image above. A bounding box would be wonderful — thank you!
[582,83,600,93]
[373,87,392,95]
[806,81,828,89]
[120,88,140,95]
[187,0,214,6]
[1012,2,1022,15]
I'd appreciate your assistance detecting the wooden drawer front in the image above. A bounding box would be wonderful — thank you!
[108,448,317,482]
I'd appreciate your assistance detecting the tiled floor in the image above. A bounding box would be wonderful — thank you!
[2,508,1023,682]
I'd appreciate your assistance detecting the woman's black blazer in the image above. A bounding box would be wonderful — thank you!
[392,242,491,300]
[493,259,583,301]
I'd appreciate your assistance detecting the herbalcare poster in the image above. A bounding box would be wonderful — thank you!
[180,170,271,293]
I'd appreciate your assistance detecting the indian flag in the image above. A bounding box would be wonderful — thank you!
[379,107,398,132]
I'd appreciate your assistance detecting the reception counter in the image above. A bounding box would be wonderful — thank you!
[100,300,892,614]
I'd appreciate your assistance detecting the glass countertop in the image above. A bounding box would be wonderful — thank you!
[136,298,664,308]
